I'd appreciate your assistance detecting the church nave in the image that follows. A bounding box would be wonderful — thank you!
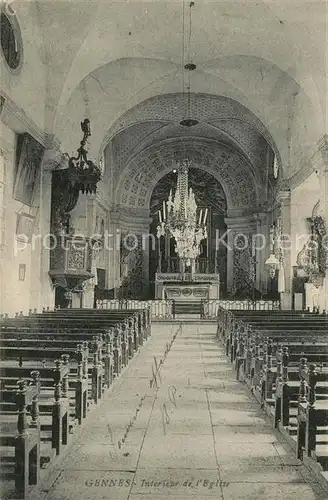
[38,322,327,500]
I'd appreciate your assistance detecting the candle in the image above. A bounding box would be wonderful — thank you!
[203,208,208,224]
[251,236,255,257]
[162,201,166,221]
[269,225,274,252]
[198,210,202,225]
[159,210,162,223]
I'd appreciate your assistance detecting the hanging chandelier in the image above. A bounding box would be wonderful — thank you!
[156,3,206,269]
[157,159,207,266]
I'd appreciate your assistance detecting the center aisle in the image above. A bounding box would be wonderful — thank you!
[42,322,326,500]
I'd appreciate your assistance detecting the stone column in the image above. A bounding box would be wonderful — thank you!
[142,232,150,296]
[84,195,97,307]
[40,148,69,310]
[254,212,269,294]
[104,217,112,289]
[141,224,154,298]
[276,189,292,293]
[106,219,116,291]
[109,207,123,296]
[225,226,234,295]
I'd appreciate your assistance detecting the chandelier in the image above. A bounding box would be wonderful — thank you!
[157,159,208,266]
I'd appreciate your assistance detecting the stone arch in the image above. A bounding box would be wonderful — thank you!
[149,167,227,217]
[115,138,259,213]
[102,93,281,167]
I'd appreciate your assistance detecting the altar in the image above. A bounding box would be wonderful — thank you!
[153,158,221,303]
[155,273,220,301]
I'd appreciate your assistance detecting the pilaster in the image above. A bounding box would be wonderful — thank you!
[39,149,69,309]
[313,135,328,311]
[254,212,269,294]
[276,189,292,293]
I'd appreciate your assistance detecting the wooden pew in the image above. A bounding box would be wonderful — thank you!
[11,306,151,334]
[45,308,152,340]
[0,308,151,499]
[0,330,113,388]
[297,363,328,470]
[234,327,327,384]
[23,308,150,344]
[274,353,328,430]
[222,310,328,384]
[0,339,103,407]
[0,310,150,362]
[0,320,139,409]
[232,310,326,318]
[0,310,148,414]
[0,380,40,498]
[217,306,328,477]
[0,360,69,456]
[228,323,328,364]
[1,314,143,363]
[0,315,138,381]
[259,343,327,402]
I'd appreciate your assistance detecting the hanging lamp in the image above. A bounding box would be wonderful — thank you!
[180,1,199,127]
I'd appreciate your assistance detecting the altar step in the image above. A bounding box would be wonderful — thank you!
[173,301,203,316]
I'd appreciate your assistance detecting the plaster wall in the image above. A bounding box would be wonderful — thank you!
[0,124,43,314]
[1,3,47,132]
[290,172,320,266]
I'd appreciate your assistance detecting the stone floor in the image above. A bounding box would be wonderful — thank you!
[41,322,327,500]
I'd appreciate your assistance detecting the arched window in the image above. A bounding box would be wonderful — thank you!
[0,12,22,70]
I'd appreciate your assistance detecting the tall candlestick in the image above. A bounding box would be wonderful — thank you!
[269,225,274,252]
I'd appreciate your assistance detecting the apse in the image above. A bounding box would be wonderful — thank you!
[149,167,228,298]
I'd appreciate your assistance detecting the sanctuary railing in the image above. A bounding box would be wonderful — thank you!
[200,299,280,319]
[96,298,280,320]
[96,299,174,320]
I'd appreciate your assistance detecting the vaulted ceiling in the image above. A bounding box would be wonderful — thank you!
[3,1,326,182]
[103,93,274,213]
